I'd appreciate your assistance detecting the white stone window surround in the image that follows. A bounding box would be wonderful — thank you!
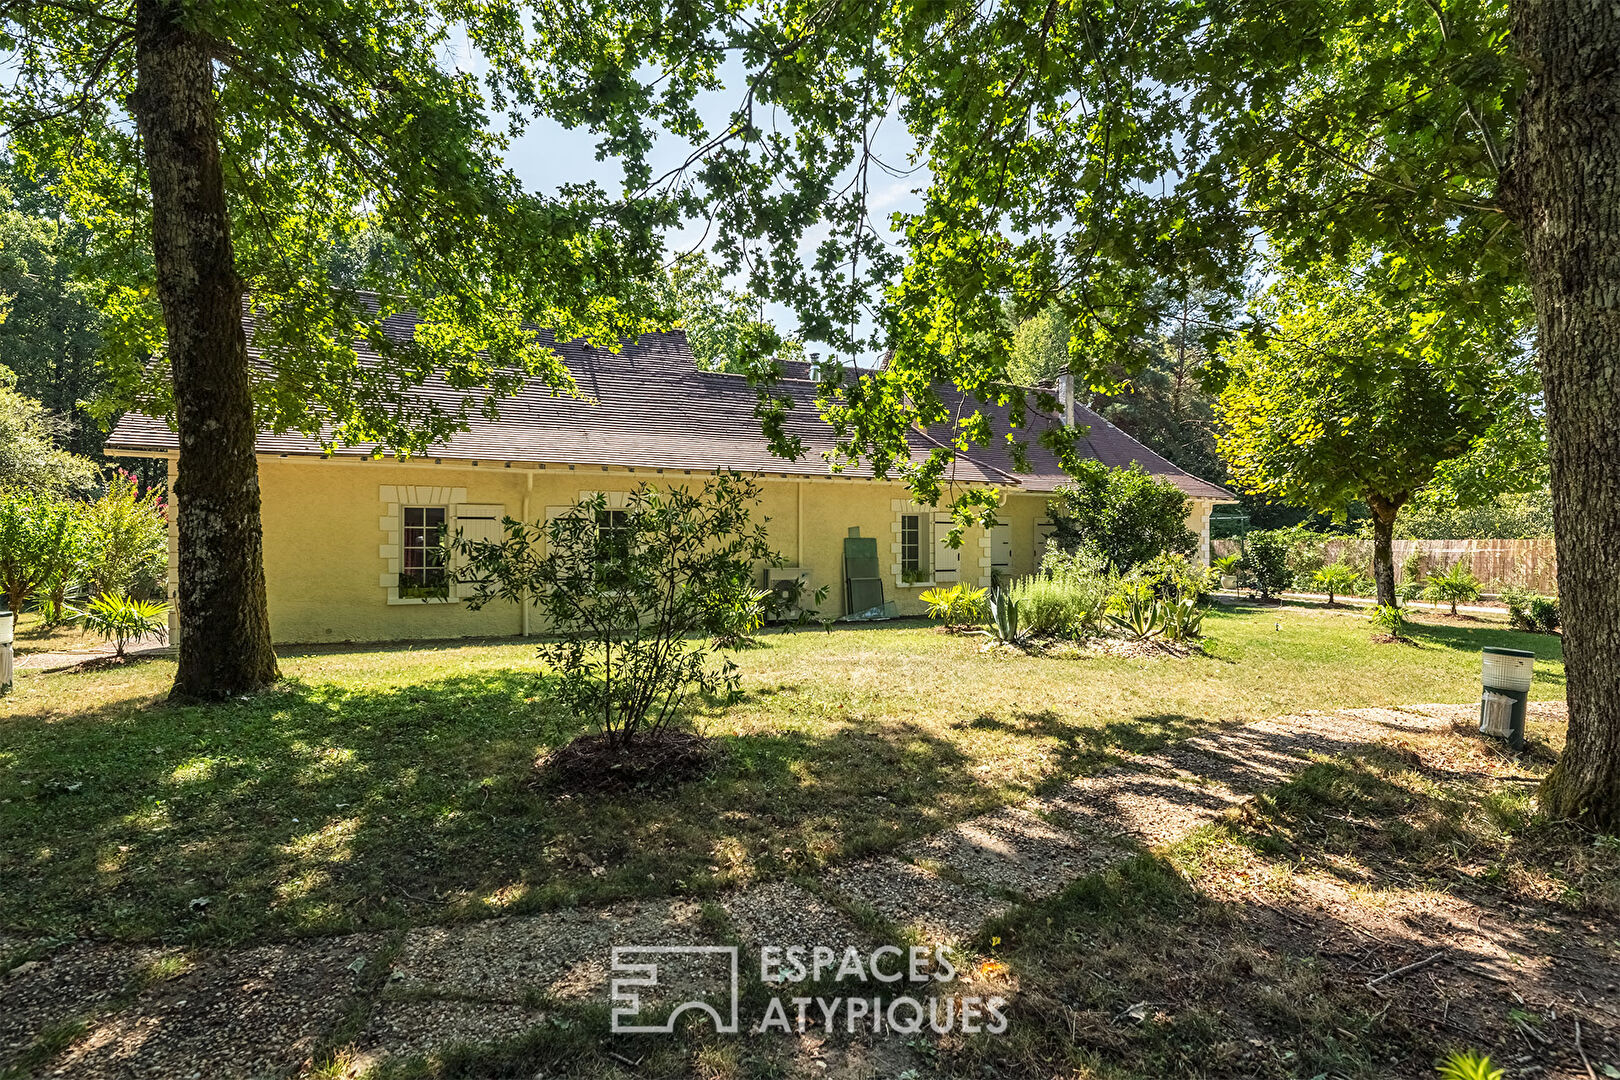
[379,485,467,605]
[890,498,999,590]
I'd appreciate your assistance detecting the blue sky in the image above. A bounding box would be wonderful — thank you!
[494,63,927,359]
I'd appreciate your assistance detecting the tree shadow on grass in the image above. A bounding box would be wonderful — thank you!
[962,709,1208,785]
[333,731,1617,1080]
[956,841,1618,1080]
[0,670,1016,948]
[948,734,1618,1080]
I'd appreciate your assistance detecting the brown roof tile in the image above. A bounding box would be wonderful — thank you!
[106,315,1231,501]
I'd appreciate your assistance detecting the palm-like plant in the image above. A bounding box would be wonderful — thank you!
[1369,603,1410,639]
[920,583,988,625]
[73,593,170,658]
[1423,560,1481,616]
[1311,560,1365,606]
[1436,1051,1503,1080]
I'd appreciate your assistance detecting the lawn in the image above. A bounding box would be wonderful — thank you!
[0,602,1566,948]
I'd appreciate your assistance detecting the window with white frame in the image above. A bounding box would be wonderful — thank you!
[595,506,633,585]
[400,506,449,599]
[900,513,932,582]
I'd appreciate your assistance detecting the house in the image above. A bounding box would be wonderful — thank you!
[106,321,1231,644]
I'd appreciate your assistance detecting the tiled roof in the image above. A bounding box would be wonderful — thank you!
[106,315,1231,500]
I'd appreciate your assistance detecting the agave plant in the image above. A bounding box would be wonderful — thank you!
[1106,583,1164,641]
[974,587,1031,645]
[1161,597,1205,643]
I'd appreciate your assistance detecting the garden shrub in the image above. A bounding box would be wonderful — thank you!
[1047,461,1196,570]
[456,471,773,758]
[1501,586,1559,633]
[1011,576,1097,639]
[1131,552,1216,604]
[82,470,168,601]
[1240,529,1294,599]
[0,487,80,616]
[1008,544,1120,639]
[1528,594,1560,632]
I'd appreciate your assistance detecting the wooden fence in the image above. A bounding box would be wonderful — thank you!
[1211,537,1559,595]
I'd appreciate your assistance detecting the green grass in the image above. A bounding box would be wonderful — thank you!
[0,602,1565,946]
[9,611,99,657]
[939,720,1615,1080]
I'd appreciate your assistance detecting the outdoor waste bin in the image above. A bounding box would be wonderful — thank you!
[0,605,13,694]
[1478,646,1534,750]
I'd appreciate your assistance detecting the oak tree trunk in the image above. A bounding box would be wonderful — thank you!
[131,0,279,699]
[1509,0,1620,831]
[1366,494,1401,609]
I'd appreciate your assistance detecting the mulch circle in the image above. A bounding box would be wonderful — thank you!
[532,730,721,794]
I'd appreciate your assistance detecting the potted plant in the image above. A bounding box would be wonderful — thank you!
[1212,554,1242,591]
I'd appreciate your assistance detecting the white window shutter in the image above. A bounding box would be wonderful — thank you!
[451,504,505,598]
[933,515,961,582]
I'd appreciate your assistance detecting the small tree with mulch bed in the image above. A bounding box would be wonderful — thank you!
[456,471,774,789]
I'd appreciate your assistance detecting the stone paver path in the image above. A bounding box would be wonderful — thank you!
[1,701,1545,1078]
[13,637,171,671]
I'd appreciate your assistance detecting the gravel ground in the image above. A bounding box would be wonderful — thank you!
[390,898,720,1003]
[3,701,1564,1076]
[353,998,547,1066]
[902,804,1127,899]
[722,880,872,955]
[822,857,1011,943]
[43,937,379,1079]
[0,944,174,1068]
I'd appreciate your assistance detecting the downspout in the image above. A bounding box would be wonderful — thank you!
[797,481,804,568]
[522,470,533,636]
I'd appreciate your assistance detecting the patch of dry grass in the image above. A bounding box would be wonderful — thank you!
[0,604,1566,948]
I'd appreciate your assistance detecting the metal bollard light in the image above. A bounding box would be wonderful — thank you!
[0,605,13,694]
[1479,646,1534,750]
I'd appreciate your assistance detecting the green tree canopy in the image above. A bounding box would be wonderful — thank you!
[1048,460,1196,572]
[1215,258,1539,605]
[654,255,798,375]
[0,160,105,460]
[0,368,98,494]
[1,0,687,697]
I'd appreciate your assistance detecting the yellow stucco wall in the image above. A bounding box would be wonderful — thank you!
[169,457,1206,644]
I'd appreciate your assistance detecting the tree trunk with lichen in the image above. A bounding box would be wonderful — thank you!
[1366,494,1402,608]
[131,0,278,699]
[1508,0,1620,831]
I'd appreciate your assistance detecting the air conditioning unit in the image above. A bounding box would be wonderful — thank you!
[765,567,812,621]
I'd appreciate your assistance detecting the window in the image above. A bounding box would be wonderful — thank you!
[596,507,632,585]
[900,513,931,582]
[400,506,449,599]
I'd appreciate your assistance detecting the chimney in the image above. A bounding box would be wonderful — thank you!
[1057,369,1076,427]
